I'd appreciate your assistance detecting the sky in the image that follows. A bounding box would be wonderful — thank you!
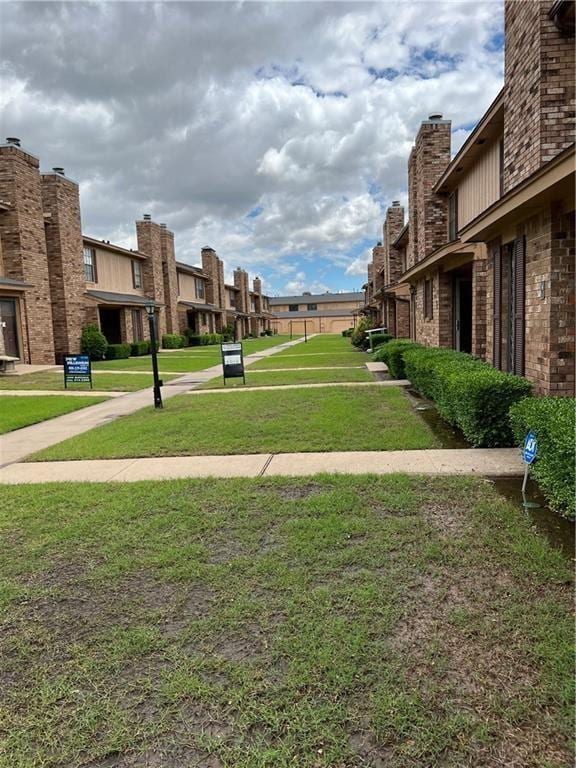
[0,0,504,296]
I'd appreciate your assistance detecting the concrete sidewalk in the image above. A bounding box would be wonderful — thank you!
[0,335,313,467]
[0,448,524,484]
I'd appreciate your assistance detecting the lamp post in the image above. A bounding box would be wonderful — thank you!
[303,319,308,343]
[145,300,163,409]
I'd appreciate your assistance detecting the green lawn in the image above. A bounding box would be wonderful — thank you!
[92,353,222,373]
[250,352,367,369]
[202,367,375,388]
[0,475,572,767]
[0,395,108,434]
[0,372,180,392]
[30,386,437,461]
[274,334,355,355]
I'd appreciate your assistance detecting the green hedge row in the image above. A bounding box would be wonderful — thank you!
[510,397,575,519]
[373,339,420,379]
[401,346,532,447]
[105,343,131,360]
[130,340,151,356]
[369,332,394,350]
[162,333,186,349]
[184,332,223,346]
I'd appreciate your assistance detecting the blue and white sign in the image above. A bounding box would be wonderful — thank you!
[523,431,538,465]
[64,354,92,388]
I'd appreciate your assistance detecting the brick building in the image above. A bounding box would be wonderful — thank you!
[364,0,574,395]
[0,140,271,365]
[270,292,364,334]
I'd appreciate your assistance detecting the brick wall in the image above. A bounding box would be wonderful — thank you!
[0,144,55,363]
[136,218,167,338]
[160,225,179,334]
[383,202,405,284]
[396,299,411,338]
[233,268,250,313]
[503,0,575,191]
[413,268,452,348]
[41,172,85,360]
[408,117,451,266]
[471,245,488,359]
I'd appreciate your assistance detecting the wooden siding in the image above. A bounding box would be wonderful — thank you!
[91,248,143,294]
[178,271,206,302]
[457,138,502,229]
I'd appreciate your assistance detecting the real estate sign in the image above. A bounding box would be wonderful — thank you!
[63,354,93,389]
[221,342,245,385]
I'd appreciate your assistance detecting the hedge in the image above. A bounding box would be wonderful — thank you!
[509,396,575,519]
[105,343,131,360]
[130,340,151,356]
[373,339,420,379]
[200,333,223,346]
[369,332,394,350]
[341,328,354,338]
[162,333,186,349]
[402,346,532,447]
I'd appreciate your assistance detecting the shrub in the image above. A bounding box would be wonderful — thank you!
[369,332,393,350]
[341,328,354,338]
[105,343,131,360]
[509,397,575,518]
[81,324,108,361]
[130,340,151,356]
[351,317,373,348]
[200,333,223,346]
[162,333,185,349]
[373,339,420,379]
[222,324,235,342]
[264,329,273,336]
[403,346,532,447]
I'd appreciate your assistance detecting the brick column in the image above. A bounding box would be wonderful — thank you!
[159,225,179,334]
[0,141,55,363]
[136,216,167,338]
[471,244,488,359]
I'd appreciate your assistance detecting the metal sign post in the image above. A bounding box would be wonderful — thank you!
[63,354,92,389]
[221,342,245,385]
[521,430,540,509]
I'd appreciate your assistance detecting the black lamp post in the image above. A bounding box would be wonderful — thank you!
[303,319,308,343]
[145,300,163,409]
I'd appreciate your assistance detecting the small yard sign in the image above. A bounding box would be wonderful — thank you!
[63,354,92,389]
[523,431,538,465]
[221,342,245,385]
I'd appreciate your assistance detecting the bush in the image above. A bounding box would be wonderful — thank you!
[369,332,393,350]
[264,329,273,336]
[162,333,185,349]
[130,340,151,356]
[81,324,108,361]
[509,397,575,518]
[200,333,223,346]
[403,346,532,447]
[341,328,354,338]
[105,343,131,360]
[373,339,420,379]
[222,324,235,342]
[351,317,373,348]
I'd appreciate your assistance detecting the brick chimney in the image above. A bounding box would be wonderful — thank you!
[407,115,451,268]
[136,216,167,337]
[0,140,55,363]
[384,200,405,285]
[159,224,179,334]
[41,168,85,359]
[233,267,250,312]
[503,0,575,192]
[253,276,262,294]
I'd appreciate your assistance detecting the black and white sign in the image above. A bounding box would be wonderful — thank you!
[221,342,245,384]
[63,354,93,388]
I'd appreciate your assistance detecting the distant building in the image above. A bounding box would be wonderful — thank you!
[270,291,364,334]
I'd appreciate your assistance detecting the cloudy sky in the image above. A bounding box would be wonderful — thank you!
[1,0,504,295]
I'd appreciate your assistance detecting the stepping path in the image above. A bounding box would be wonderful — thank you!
[187,381,410,394]
[0,335,314,467]
[0,448,524,484]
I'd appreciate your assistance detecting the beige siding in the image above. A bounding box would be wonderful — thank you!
[178,272,206,302]
[225,289,236,309]
[457,138,502,228]
[91,248,143,295]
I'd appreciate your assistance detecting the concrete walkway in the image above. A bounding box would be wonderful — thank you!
[187,380,410,394]
[0,448,524,484]
[0,335,314,467]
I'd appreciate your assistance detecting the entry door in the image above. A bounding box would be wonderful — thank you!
[0,299,20,358]
[453,278,472,353]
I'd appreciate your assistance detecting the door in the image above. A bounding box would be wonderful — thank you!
[99,308,122,344]
[132,309,144,342]
[0,299,20,358]
[453,277,472,353]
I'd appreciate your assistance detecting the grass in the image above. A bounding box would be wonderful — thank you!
[0,395,108,434]
[30,386,437,461]
[92,353,222,372]
[274,334,357,355]
[201,368,375,388]
[250,352,366,369]
[0,372,180,392]
[0,475,572,767]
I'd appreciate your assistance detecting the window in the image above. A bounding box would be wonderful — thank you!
[448,190,458,241]
[229,292,236,308]
[424,278,434,320]
[83,247,97,283]
[132,259,143,289]
[132,309,144,342]
[307,304,317,311]
[195,278,205,299]
[288,304,299,312]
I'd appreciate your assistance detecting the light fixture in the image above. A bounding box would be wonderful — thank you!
[145,300,155,317]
